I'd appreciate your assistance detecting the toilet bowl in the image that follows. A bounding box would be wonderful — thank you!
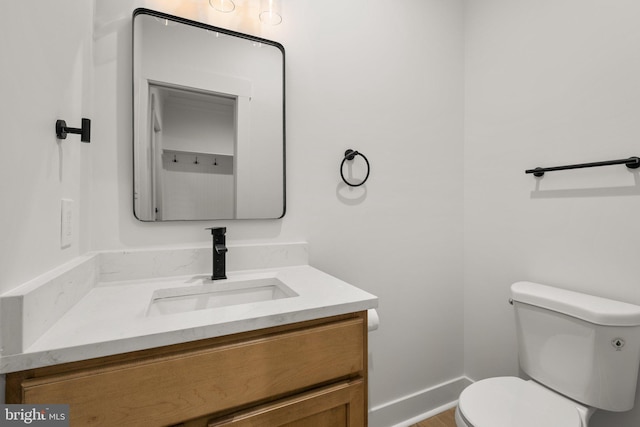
[454,281,640,427]
[455,377,593,427]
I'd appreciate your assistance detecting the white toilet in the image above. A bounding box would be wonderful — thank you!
[455,281,640,427]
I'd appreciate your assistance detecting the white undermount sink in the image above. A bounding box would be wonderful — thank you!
[146,277,298,317]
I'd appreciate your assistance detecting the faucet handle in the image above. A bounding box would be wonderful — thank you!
[208,227,228,280]
[207,227,227,236]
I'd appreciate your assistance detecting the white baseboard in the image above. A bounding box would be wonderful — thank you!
[369,376,472,427]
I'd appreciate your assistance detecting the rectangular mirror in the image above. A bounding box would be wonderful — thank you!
[133,8,285,221]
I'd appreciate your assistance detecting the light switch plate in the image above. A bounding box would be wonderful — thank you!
[61,199,73,248]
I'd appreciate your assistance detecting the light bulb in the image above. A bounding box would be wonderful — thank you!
[209,0,235,13]
[260,0,282,25]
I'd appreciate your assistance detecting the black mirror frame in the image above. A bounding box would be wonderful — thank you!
[132,8,286,221]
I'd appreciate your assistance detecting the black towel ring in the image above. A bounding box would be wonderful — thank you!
[340,149,370,187]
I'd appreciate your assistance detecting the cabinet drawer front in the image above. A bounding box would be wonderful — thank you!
[18,317,364,426]
[208,379,365,427]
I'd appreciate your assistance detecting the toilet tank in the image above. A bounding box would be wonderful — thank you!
[511,281,640,412]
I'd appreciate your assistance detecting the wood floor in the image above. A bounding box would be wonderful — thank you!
[410,407,457,427]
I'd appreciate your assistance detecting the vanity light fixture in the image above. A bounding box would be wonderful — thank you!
[209,0,235,13]
[259,0,282,25]
[208,0,283,25]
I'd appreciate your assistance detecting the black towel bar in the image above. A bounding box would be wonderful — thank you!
[526,157,640,177]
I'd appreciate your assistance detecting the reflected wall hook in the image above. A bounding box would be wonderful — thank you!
[56,118,91,143]
[340,149,370,187]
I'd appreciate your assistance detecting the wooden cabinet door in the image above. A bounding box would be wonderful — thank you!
[8,315,365,427]
[208,380,365,427]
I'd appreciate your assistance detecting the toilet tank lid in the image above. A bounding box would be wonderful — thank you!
[511,281,640,326]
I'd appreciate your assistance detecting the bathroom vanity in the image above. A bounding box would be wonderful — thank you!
[1,244,377,426]
[6,312,367,426]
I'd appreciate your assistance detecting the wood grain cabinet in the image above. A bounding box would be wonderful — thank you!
[6,312,368,427]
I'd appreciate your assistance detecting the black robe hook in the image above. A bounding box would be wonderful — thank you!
[56,118,91,143]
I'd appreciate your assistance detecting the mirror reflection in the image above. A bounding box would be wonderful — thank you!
[133,9,285,221]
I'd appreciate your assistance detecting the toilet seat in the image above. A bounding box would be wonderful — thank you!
[457,377,586,427]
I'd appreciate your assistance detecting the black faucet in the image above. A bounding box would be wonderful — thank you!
[207,227,228,280]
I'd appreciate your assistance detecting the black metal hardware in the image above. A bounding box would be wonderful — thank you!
[340,149,370,187]
[526,156,640,177]
[56,118,91,143]
[207,227,227,280]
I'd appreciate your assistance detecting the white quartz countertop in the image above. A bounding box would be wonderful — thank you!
[1,265,377,373]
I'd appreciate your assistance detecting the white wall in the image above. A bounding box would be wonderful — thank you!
[284,1,465,422]
[160,152,235,220]
[0,1,93,295]
[464,1,640,426]
[91,1,465,423]
[161,98,235,155]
